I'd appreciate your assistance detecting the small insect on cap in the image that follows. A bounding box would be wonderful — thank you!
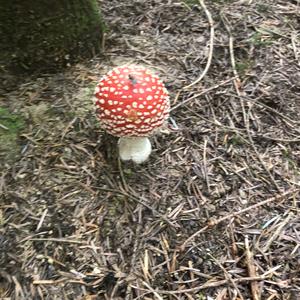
[94,65,170,137]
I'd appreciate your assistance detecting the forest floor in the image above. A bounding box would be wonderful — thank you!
[1,0,300,299]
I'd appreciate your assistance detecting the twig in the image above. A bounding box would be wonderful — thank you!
[183,0,214,89]
[33,279,67,285]
[291,32,299,65]
[0,171,6,195]
[220,14,240,93]
[36,208,48,232]
[180,189,299,250]
[12,276,25,298]
[0,123,9,130]
[142,249,151,281]
[27,238,85,244]
[203,138,211,193]
[245,236,260,300]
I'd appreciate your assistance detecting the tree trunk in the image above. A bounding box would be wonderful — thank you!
[0,0,104,72]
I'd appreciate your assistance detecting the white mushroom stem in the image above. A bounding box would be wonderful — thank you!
[118,137,152,164]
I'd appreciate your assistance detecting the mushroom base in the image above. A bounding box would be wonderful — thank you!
[118,137,152,164]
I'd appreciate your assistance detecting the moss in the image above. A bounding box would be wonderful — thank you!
[25,103,50,124]
[248,31,277,47]
[256,3,270,13]
[68,84,96,119]
[0,107,25,162]
[0,0,105,72]
[197,294,206,300]
[228,134,245,146]
[123,168,133,176]
[236,59,254,77]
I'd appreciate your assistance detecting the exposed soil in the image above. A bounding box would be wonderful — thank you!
[1,0,300,299]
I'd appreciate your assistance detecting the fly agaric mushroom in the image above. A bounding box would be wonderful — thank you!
[93,65,170,163]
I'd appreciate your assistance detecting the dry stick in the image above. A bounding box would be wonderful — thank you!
[142,249,150,281]
[36,208,48,232]
[221,14,281,192]
[183,0,214,89]
[0,171,7,197]
[291,32,299,65]
[12,276,25,298]
[245,236,260,300]
[33,279,67,285]
[28,238,84,244]
[203,138,211,193]
[180,189,299,250]
[0,123,9,130]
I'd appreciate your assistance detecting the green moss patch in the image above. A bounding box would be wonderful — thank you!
[0,107,25,163]
[1,0,104,72]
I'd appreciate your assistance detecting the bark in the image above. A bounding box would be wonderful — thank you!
[0,0,104,72]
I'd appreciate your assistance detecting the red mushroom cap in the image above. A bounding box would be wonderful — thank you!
[94,65,170,137]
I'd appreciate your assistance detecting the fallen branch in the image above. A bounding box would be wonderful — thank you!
[245,236,260,300]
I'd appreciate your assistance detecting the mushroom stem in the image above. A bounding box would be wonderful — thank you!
[118,137,152,164]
